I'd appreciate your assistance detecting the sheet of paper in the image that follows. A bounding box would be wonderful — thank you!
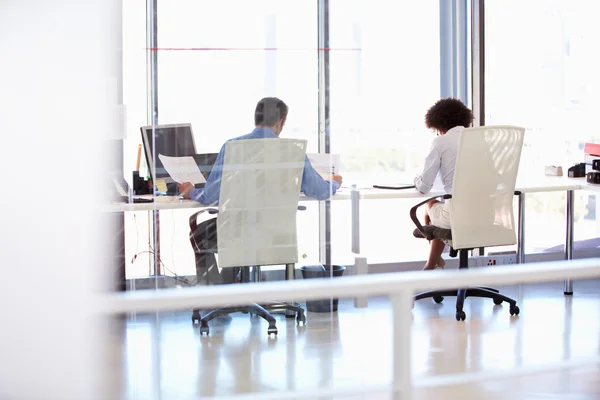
[158,154,206,184]
[307,153,341,178]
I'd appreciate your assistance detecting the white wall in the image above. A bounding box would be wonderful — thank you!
[0,1,121,398]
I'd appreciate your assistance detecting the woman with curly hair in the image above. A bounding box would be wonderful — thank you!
[414,98,474,270]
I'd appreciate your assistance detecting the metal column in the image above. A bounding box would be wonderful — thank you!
[564,190,574,294]
[455,0,469,102]
[440,0,469,104]
[147,0,161,276]
[439,0,454,98]
[471,0,485,125]
[472,0,486,256]
[317,0,332,267]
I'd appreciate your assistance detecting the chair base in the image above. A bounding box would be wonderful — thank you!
[415,287,520,321]
[192,302,306,336]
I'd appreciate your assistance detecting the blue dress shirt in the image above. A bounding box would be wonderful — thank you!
[189,127,340,205]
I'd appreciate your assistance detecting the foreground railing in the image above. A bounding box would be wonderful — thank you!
[103,259,600,399]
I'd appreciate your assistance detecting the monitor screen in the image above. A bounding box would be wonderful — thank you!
[192,153,219,187]
[140,123,197,179]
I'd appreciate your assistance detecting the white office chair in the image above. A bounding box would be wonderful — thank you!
[189,138,308,336]
[411,125,525,321]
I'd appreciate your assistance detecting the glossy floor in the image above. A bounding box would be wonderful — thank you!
[116,280,600,399]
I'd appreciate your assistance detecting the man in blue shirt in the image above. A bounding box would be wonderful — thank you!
[179,97,342,285]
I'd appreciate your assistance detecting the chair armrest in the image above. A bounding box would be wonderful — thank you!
[189,208,219,233]
[410,194,452,240]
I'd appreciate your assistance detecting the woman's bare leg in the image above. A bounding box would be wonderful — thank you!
[422,200,446,271]
[423,238,446,270]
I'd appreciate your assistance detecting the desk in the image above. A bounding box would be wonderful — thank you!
[109,176,597,295]
[350,176,592,295]
[107,193,350,289]
[107,192,350,213]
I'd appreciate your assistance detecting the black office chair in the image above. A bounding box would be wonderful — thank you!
[410,125,526,321]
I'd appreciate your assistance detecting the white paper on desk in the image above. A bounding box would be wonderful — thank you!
[158,154,206,184]
[307,153,341,178]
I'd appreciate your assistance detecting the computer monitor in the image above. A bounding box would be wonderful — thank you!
[140,123,197,180]
[192,153,219,187]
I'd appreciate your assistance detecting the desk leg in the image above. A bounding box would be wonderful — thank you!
[517,193,525,264]
[354,257,368,308]
[152,209,161,276]
[351,185,360,254]
[285,263,296,317]
[111,212,127,292]
[564,190,574,295]
[285,263,295,281]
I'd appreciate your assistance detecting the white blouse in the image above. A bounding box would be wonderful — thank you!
[414,126,465,194]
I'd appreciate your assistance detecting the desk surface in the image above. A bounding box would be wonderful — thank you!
[107,175,596,213]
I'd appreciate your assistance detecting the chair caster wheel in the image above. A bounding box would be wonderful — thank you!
[510,305,520,316]
[455,311,466,321]
[199,325,209,336]
[433,296,444,304]
[296,312,307,325]
[267,325,278,336]
[192,311,201,324]
[493,298,503,305]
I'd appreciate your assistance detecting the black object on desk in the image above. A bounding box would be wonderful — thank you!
[119,196,154,204]
[373,184,416,190]
[588,159,600,184]
[568,163,586,178]
[132,170,152,195]
[587,172,600,184]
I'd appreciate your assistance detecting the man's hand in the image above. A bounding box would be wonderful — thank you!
[424,212,431,226]
[331,174,343,186]
[178,182,194,199]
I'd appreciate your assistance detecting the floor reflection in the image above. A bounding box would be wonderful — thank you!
[120,279,600,399]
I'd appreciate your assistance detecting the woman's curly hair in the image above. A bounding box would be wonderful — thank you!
[425,98,474,133]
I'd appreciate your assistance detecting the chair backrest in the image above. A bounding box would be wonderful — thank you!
[217,138,307,268]
[449,125,525,250]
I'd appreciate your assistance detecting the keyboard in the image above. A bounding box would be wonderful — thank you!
[118,196,154,204]
[132,197,154,203]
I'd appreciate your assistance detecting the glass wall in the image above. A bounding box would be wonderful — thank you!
[329,0,441,265]
[485,0,600,252]
[119,0,600,281]
[123,1,322,277]
[122,0,153,278]
[157,0,318,151]
[121,0,448,277]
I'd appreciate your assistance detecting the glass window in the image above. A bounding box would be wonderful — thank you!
[123,0,149,179]
[329,0,441,264]
[155,0,320,276]
[158,0,318,151]
[123,0,152,279]
[485,0,600,252]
